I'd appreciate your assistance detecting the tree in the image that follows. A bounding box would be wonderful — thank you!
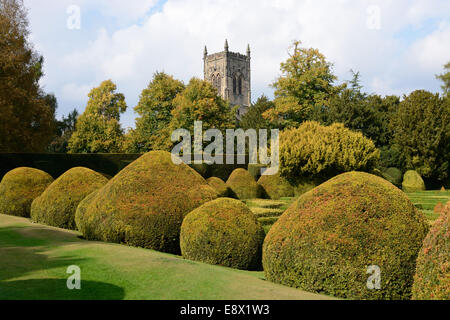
[124,72,185,153]
[239,95,275,130]
[68,80,127,153]
[263,41,339,128]
[169,77,236,134]
[391,90,450,182]
[312,71,398,149]
[48,108,79,153]
[435,61,450,96]
[0,0,55,152]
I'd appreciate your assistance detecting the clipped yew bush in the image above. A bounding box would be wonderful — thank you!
[31,167,108,230]
[226,168,259,199]
[258,173,294,200]
[75,151,218,254]
[206,177,233,197]
[412,202,449,300]
[248,164,266,180]
[263,172,429,300]
[402,170,426,192]
[382,167,402,187]
[180,198,265,270]
[0,167,53,217]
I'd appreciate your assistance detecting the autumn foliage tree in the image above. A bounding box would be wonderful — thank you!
[68,80,127,153]
[0,0,55,152]
[263,41,340,128]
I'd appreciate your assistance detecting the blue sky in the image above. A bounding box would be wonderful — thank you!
[23,0,450,129]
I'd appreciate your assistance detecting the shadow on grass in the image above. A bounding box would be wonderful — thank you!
[0,226,125,299]
[0,279,125,300]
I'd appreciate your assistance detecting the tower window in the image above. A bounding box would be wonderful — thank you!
[238,77,242,95]
[233,77,237,94]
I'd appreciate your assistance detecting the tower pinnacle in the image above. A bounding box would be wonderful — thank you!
[224,39,229,52]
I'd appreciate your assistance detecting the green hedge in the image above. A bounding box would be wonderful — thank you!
[0,153,248,182]
[0,153,141,181]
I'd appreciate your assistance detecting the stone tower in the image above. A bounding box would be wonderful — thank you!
[203,40,251,116]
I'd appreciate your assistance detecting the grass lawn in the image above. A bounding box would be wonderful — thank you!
[406,190,449,222]
[0,214,333,300]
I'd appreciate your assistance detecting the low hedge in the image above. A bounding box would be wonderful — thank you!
[31,167,108,230]
[412,201,450,300]
[226,168,260,199]
[263,171,429,300]
[0,153,141,181]
[180,198,265,270]
[75,151,218,254]
[0,167,53,217]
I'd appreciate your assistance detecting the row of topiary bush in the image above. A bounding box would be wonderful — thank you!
[0,153,447,299]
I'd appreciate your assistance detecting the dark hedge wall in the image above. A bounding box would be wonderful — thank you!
[0,153,248,181]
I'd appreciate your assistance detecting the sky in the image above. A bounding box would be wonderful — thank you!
[23,0,450,130]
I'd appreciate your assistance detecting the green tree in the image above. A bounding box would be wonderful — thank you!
[391,90,450,182]
[0,0,55,152]
[312,71,398,149]
[48,108,79,153]
[124,72,185,153]
[239,95,275,130]
[435,61,450,96]
[169,77,236,134]
[68,80,127,153]
[263,41,339,128]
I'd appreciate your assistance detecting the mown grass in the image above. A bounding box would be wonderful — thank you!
[406,190,449,222]
[0,214,332,300]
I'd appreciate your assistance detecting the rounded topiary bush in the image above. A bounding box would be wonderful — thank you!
[258,173,294,200]
[226,168,259,199]
[75,151,218,254]
[402,170,426,192]
[382,167,402,187]
[31,167,108,230]
[412,201,449,300]
[207,177,233,197]
[180,198,265,270]
[0,167,53,217]
[263,171,429,300]
[248,164,266,180]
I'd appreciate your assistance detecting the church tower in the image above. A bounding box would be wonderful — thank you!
[203,40,251,116]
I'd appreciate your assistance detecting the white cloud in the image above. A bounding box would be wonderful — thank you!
[23,0,450,126]
[408,22,450,71]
